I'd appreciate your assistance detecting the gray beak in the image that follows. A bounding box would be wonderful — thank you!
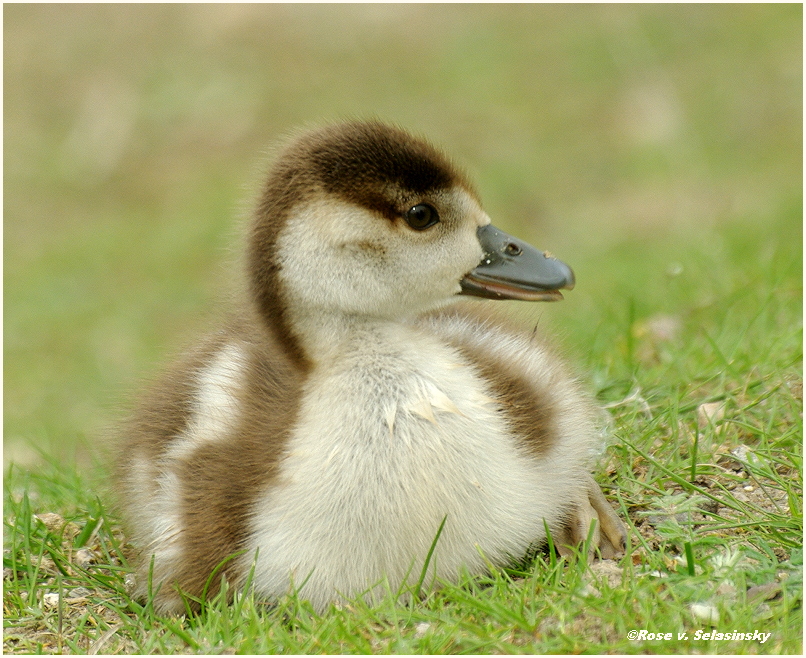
[459,224,575,302]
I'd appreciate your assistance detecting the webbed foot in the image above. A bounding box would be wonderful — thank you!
[556,474,627,560]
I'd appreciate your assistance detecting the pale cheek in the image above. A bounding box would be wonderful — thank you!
[453,231,485,275]
[408,232,481,294]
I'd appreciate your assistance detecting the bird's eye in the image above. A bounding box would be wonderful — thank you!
[404,204,439,231]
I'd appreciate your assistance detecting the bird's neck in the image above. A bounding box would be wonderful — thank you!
[283,305,414,368]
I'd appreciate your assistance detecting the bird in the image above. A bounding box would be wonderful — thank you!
[114,120,626,615]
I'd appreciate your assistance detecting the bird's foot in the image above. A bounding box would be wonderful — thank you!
[556,474,627,560]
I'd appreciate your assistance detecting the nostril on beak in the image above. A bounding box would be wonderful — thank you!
[505,243,522,257]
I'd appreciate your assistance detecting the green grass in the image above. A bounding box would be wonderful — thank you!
[4,4,802,654]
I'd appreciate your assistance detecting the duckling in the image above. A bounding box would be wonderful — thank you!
[115,120,626,614]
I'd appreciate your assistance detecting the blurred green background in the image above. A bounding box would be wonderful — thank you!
[4,4,801,468]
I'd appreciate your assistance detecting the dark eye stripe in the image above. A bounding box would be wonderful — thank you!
[405,204,439,230]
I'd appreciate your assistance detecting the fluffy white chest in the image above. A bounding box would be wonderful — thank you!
[245,323,563,609]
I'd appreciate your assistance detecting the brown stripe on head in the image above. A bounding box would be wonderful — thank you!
[304,121,474,220]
